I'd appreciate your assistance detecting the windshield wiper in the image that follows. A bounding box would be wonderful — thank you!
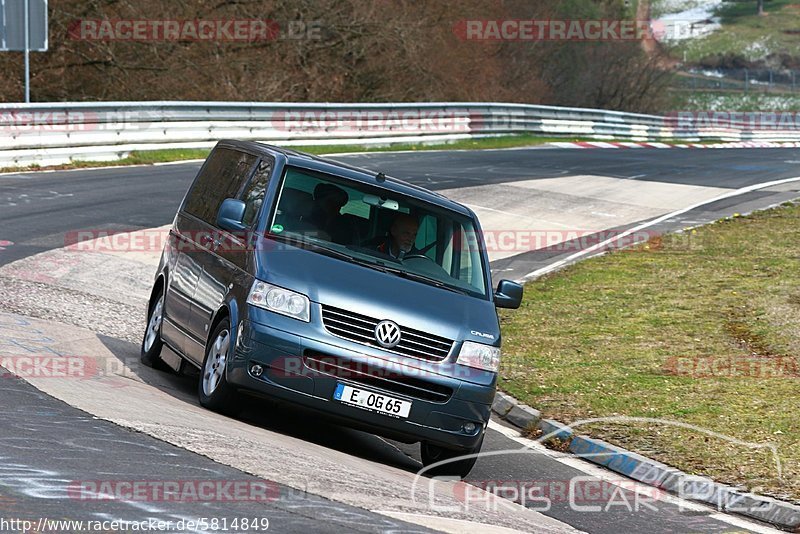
[379,264,469,295]
[270,234,393,273]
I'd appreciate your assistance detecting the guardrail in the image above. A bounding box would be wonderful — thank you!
[1,101,798,167]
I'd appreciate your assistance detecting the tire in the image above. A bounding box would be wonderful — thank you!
[140,288,170,371]
[420,434,484,478]
[198,318,239,414]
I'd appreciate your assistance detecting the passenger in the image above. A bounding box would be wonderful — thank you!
[375,213,419,260]
[310,183,348,243]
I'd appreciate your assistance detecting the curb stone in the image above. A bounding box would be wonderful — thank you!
[538,419,572,442]
[491,391,515,418]
[505,404,542,430]
[569,436,682,489]
[491,391,800,532]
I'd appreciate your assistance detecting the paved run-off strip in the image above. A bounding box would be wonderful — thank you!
[0,311,572,534]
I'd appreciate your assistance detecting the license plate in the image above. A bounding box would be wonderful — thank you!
[333,383,412,418]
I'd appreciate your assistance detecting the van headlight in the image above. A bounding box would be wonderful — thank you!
[247,280,310,322]
[457,341,501,372]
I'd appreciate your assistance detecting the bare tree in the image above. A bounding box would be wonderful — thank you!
[0,0,672,112]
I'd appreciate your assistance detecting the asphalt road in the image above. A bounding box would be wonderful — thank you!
[2,147,798,532]
[2,147,800,273]
[336,147,800,190]
[0,368,434,534]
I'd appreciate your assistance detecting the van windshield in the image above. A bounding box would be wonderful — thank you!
[268,166,488,298]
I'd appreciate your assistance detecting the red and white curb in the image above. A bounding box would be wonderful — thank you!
[549,141,800,149]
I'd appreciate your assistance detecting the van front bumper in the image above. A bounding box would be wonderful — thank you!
[227,319,494,450]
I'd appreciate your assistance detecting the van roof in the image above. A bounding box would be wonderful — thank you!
[218,139,475,218]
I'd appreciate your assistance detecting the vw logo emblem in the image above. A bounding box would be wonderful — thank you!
[374,320,401,349]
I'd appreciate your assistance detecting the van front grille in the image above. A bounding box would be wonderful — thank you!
[321,305,453,362]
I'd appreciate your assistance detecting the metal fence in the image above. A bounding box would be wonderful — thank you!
[1,101,799,168]
[674,68,800,94]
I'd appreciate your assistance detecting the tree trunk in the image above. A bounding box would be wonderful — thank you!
[757,0,765,15]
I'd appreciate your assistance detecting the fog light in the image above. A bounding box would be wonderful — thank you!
[251,364,263,377]
[463,422,477,434]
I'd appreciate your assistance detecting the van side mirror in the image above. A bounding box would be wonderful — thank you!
[217,198,247,232]
[494,279,523,309]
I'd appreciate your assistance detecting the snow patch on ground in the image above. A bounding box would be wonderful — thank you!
[651,0,723,41]
[652,0,721,18]
[743,38,775,61]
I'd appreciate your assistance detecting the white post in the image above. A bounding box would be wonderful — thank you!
[24,0,30,103]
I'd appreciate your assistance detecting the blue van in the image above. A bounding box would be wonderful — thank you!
[142,140,523,477]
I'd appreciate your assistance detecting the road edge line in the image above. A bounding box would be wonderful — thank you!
[519,175,800,282]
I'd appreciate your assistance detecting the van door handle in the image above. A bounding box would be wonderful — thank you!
[200,235,221,248]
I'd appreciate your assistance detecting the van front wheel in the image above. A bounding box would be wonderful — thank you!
[420,434,484,478]
[199,319,239,414]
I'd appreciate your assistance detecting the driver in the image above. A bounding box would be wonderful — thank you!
[375,213,419,260]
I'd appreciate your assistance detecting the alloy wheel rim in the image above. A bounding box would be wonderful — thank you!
[143,296,164,352]
[203,329,230,396]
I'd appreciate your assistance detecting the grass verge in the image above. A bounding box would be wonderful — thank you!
[669,90,800,112]
[499,203,800,502]
[673,0,800,62]
[0,135,593,174]
[0,149,213,174]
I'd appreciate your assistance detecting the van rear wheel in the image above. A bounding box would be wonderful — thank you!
[420,434,484,478]
[198,318,239,414]
[141,288,169,371]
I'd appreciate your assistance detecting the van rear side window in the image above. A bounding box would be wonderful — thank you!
[184,148,258,224]
[240,158,273,227]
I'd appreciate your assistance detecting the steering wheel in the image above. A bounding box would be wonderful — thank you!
[402,253,451,278]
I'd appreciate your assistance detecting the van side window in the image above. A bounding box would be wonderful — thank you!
[240,158,273,227]
[184,148,257,224]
